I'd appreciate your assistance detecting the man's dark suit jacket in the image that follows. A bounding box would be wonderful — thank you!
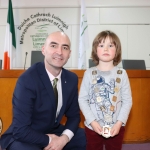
[0,62,80,149]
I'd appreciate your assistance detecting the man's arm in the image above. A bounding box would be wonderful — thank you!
[12,75,49,147]
[63,74,80,133]
[44,134,69,150]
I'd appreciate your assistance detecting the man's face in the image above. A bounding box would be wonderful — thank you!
[42,32,71,69]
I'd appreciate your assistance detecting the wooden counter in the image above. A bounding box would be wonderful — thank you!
[0,70,150,143]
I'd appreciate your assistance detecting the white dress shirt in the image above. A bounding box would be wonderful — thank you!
[46,69,74,142]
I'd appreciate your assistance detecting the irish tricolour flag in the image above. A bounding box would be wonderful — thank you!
[3,0,16,70]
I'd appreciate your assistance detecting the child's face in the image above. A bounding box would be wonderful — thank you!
[97,36,116,64]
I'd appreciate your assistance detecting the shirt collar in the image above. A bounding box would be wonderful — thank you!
[46,69,62,82]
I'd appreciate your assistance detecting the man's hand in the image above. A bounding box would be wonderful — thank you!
[90,120,103,135]
[110,120,122,137]
[44,134,69,150]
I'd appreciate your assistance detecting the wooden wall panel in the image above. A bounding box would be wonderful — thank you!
[0,78,17,134]
[124,78,142,142]
[140,79,150,141]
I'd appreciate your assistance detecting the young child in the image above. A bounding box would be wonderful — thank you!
[78,30,132,150]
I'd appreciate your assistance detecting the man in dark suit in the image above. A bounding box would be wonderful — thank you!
[0,31,86,150]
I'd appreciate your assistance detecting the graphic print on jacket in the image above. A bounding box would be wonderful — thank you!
[89,74,116,126]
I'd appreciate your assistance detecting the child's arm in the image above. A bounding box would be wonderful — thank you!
[111,70,132,137]
[117,70,132,126]
[110,120,122,137]
[90,120,103,135]
[78,70,96,126]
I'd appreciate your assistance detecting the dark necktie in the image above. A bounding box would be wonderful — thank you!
[53,78,58,108]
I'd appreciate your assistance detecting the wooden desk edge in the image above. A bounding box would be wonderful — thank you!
[1,69,150,78]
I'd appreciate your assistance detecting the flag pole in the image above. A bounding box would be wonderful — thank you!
[78,0,89,69]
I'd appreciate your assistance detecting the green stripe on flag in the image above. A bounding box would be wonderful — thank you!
[7,0,16,48]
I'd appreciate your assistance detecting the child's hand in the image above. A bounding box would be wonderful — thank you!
[110,120,122,137]
[90,120,102,135]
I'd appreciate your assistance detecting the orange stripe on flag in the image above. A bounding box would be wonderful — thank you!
[3,51,10,70]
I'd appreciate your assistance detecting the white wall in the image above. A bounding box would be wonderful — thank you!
[0,0,150,69]
[1,0,150,7]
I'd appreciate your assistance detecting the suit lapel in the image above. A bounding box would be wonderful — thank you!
[37,62,57,112]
